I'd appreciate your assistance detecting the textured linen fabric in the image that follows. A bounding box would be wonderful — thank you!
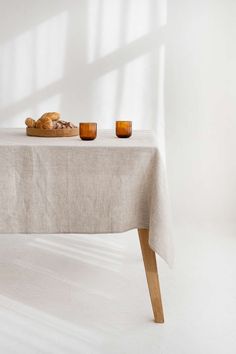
[0,129,173,265]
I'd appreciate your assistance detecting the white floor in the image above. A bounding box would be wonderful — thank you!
[0,224,235,354]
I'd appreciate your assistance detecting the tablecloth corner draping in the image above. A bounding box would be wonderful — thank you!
[0,129,174,265]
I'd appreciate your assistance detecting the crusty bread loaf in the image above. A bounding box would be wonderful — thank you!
[40,112,60,121]
[35,117,53,129]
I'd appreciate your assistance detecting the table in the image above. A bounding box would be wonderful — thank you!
[0,128,173,323]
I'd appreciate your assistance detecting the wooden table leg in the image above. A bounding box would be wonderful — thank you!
[138,229,164,323]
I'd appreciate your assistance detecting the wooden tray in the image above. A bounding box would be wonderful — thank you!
[26,127,79,137]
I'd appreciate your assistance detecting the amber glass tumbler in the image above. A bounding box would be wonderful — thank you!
[116,121,132,138]
[79,123,97,140]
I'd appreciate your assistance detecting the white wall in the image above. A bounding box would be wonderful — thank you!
[165,0,236,225]
[0,0,166,135]
[0,0,235,226]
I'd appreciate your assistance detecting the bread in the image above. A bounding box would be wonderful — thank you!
[35,117,53,129]
[25,112,77,130]
[53,120,77,129]
[25,118,36,128]
[40,112,60,121]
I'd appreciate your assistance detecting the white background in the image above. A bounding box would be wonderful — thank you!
[0,1,236,353]
[0,0,235,225]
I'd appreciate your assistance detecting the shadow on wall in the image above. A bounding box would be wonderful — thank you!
[0,0,167,138]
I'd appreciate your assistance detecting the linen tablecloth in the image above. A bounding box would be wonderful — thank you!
[0,129,173,265]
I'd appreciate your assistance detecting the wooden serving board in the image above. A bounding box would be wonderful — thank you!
[26,127,79,137]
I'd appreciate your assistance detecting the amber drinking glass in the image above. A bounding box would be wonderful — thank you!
[116,121,132,138]
[79,123,97,140]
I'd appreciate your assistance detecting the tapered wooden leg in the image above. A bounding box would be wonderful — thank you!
[138,229,164,323]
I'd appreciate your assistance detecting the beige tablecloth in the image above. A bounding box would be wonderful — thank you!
[0,129,173,265]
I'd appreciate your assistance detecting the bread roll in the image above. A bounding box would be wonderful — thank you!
[25,118,36,128]
[35,117,53,129]
[40,112,60,121]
